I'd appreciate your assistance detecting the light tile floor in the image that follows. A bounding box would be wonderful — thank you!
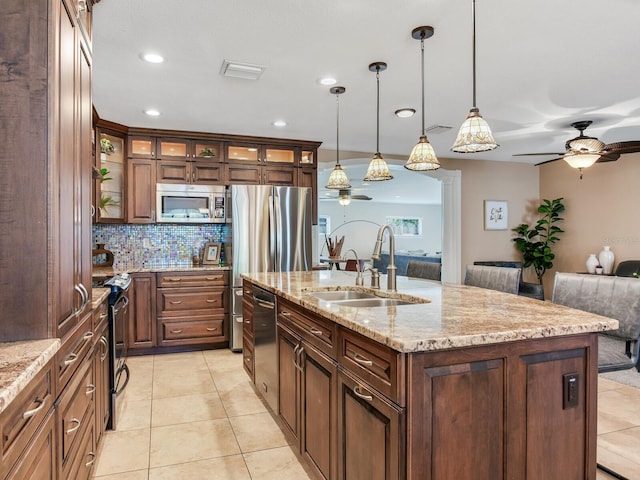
[93,350,640,479]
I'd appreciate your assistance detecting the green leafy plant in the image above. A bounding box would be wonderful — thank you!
[99,168,112,183]
[199,147,215,157]
[100,138,115,155]
[99,195,119,213]
[512,198,565,284]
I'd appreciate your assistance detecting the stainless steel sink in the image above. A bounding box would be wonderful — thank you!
[329,298,416,307]
[306,290,378,301]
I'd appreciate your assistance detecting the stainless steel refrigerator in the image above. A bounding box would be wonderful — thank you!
[230,185,312,351]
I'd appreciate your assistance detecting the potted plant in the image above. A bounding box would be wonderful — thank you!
[100,138,115,158]
[512,197,565,295]
[199,147,215,158]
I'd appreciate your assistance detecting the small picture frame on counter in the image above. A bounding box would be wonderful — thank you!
[202,242,221,265]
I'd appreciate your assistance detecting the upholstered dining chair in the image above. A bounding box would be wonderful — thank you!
[406,260,441,281]
[551,272,640,373]
[463,265,521,294]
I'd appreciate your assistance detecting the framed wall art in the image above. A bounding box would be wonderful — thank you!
[484,200,508,230]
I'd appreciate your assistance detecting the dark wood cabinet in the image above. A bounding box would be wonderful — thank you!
[156,271,229,347]
[126,159,157,223]
[4,411,56,480]
[93,315,109,446]
[128,273,157,349]
[95,126,127,223]
[127,135,157,159]
[298,166,318,223]
[157,160,224,185]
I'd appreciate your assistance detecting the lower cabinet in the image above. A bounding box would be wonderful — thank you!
[337,369,404,480]
[5,411,56,480]
[277,324,337,480]
[128,272,157,349]
[94,319,110,446]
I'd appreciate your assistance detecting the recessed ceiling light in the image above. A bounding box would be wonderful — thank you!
[319,77,337,86]
[144,109,160,116]
[395,108,416,118]
[272,120,287,127]
[141,53,165,64]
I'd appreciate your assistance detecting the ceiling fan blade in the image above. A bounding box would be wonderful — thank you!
[596,153,620,163]
[513,152,566,157]
[603,141,640,155]
[534,157,565,166]
[351,195,372,200]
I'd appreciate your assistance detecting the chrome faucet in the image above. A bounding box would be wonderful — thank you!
[371,225,397,292]
[344,248,364,286]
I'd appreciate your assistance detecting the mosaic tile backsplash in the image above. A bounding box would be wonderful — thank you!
[93,224,230,267]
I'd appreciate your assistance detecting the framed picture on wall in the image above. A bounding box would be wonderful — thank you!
[202,242,221,264]
[385,216,422,237]
[484,200,508,230]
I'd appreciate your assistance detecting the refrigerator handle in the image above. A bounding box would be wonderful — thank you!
[268,194,277,270]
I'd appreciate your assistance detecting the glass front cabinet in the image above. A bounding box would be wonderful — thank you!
[95,128,126,223]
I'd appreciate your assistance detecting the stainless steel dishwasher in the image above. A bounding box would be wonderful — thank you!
[252,285,278,412]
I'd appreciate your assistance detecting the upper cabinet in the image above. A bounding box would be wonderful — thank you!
[128,135,157,159]
[227,143,296,166]
[156,138,224,185]
[95,128,126,223]
[157,138,222,161]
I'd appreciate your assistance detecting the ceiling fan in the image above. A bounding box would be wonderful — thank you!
[321,189,372,205]
[513,120,640,178]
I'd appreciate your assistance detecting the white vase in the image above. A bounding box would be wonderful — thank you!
[598,246,615,275]
[586,254,599,274]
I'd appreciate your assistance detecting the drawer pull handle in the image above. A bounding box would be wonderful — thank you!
[206,327,218,331]
[169,300,183,305]
[83,331,94,340]
[170,329,184,334]
[100,336,108,360]
[309,328,323,336]
[168,278,182,282]
[22,397,46,419]
[85,452,96,468]
[66,418,81,435]
[63,353,78,366]
[205,299,217,303]
[206,276,222,281]
[353,385,373,402]
[280,311,291,317]
[99,313,108,320]
[244,290,251,295]
[353,352,373,366]
[244,319,251,324]
[86,384,96,395]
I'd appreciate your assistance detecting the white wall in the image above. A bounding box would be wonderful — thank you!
[318,201,442,259]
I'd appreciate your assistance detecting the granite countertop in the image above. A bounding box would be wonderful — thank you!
[0,338,60,414]
[92,287,110,309]
[242,270,619,353]
[93,263,230,278]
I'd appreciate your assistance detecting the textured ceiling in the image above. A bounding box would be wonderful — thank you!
[92,0,640,170]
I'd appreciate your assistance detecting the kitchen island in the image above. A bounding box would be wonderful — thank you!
[241,270,617,480]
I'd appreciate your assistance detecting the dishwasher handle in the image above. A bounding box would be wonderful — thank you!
[253,296,275,310]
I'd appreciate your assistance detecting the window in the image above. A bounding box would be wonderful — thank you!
[385,216,422,237]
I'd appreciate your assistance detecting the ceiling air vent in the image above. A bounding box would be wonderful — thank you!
[220,60,266,80]
[425,124,453,134]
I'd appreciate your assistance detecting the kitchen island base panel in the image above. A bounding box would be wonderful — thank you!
[407,333,597,480]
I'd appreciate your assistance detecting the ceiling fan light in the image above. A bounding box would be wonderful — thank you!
[451,108,498,153]
[564,153,600,169]
[325,164,351,189]
[405,135,440,171]
[338,190,352,206]
[364,153,393,182]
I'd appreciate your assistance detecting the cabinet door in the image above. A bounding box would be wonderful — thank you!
[264,166,296,185]
[300,149,316,166]
[157,160,190,183]
[300,343,337,480]
[277,325,301,444]
[264,146,296,166]
[94,322,109,445]
[192,161,224,184]
[157,137,189,160]
[5,412,56,480]
[128,273,156,348]
[227,143,260,164]
[225,163,262,185]
[337,370,404,480]
[96,129,126,222]
[297,166,317,225]
[127,159,156,223]
[128,135,156,159]
[193,140,222,161]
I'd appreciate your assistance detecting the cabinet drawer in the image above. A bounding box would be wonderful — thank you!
[0,359,54,477]
[157,287,227,315]
[63,412,95,480]
[157,270,228,287]
[57,356,95,470]
[4,410,55,480]
[338,327,405,406]
[242,298,254,339]
[277,298,336,358]
[161,317,225,341]
[242,334,255,381]
[93,299,108,332]
[57,312,94,392]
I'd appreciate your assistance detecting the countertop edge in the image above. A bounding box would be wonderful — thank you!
[0,338,61,414]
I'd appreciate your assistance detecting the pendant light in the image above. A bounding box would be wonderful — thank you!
[405,26,440,171]
[364,62,393,182]
[451,0,498,153]
[325,86,351,190]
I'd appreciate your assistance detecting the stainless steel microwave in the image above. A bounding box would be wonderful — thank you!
[156,183,227,223]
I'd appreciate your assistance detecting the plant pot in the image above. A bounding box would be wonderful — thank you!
[518,282,544,300]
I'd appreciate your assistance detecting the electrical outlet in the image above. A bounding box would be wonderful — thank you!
[563,373,579,409]
[142,238,151,249]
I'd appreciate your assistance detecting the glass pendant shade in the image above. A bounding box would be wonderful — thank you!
[564,153,600,169]
[338,190,352,206]
[406,136,440,171]
[325,164,351,189]
[364,153,393,181]
[451,108,498,153]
